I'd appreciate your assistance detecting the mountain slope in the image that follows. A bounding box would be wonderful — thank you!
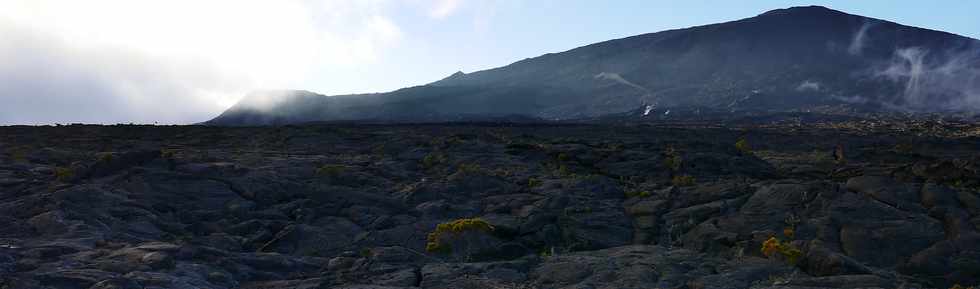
[206,6,980,125]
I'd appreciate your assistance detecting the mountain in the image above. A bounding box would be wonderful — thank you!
[206,6,980,125]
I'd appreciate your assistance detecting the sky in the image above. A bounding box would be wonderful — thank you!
[1,0,978,125]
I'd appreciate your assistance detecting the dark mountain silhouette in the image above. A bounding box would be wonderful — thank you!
[206,6,980,125]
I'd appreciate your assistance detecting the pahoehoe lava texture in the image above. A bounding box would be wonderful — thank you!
[2,121,980,288]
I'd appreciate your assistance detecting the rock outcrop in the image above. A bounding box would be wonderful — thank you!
[1,123,979,288]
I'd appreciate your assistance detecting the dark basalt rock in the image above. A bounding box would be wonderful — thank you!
[2,122,980,288]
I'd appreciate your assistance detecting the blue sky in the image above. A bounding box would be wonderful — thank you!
[1,0,978,124]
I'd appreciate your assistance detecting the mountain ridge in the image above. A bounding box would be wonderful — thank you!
[207,5,980,125]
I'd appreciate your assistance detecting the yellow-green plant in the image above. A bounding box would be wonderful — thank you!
[894,142,914,154]
[539,247,555,258]
[951,284,976,289]
[663,145,684,172]
[97,152,114,163]
[761,236,802,265]
[426,218,495,253]
[625,190,651,198]
[671,175,696,187]
[528,177,543,188]
[160,148,177,159]
[735,138,751,155]
[455,163,484,175]
[54,167,75,182]
[371,144,386,156]
[422,153,446,169]
[556,153,571,162]
[316,164,346,177]
[556,164,572,177]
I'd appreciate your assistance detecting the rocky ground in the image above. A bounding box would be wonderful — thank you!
[1,122,979,289]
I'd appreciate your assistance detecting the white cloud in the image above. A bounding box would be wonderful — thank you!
[429,0,462,19]
[0,0,407,124]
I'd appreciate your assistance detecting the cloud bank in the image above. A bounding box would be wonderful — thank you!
[843,19,980,112]
[0,0,442,125]
[874,45,980,111]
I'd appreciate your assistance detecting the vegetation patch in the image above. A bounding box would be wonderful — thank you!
[527,177,543,188]
[663,152,683,172]
[761,236,802,265]
[735,138,752,155]
[422,152,447,169]
[624,190,651,198]
[54,166,75,182]
[671,175,696,187]
[316,164,347,177]
[426,218,495,253]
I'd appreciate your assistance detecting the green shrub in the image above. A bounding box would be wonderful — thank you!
[316,164,346,177]
[893,142,914,154]
[671,175,696,187]
[455,163,484,175]
[556,164,572,177]
[528,177,543,188]
[160,148,177,159]
[625,190,651,198]
[735,138,751,155]
[422,153,446,169]
[663,145,683,172]
[426,218,495,253]
[761,236,802,265]
[54,166,75,182]
[371,144,386,156]
[556,153,571,162]
[97,152,114,163]
[360,248,373,258]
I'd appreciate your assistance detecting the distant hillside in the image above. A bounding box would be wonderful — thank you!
[207,6,980,125]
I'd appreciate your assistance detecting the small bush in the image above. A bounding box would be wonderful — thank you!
[422,153,446,169]
[528,177,543,188]
[893,142,914,154]
[782,227,795,239]
[556,164,572,177]
[671,175,696,187]
[735,138,751,155]
[97,152,114,163]
[539,247,555,258]
[663,155,683,172]
[359,248,373,258]
[625,190,651,198]
[663,145,683,172]
[556,153,571,162]
[761,236,802,265]
[54,166,75,182]
[371,144,386,156]
[455,163,484,175]
[160,148,177,159]
[426,218,495,253]
[316,164,346,177]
